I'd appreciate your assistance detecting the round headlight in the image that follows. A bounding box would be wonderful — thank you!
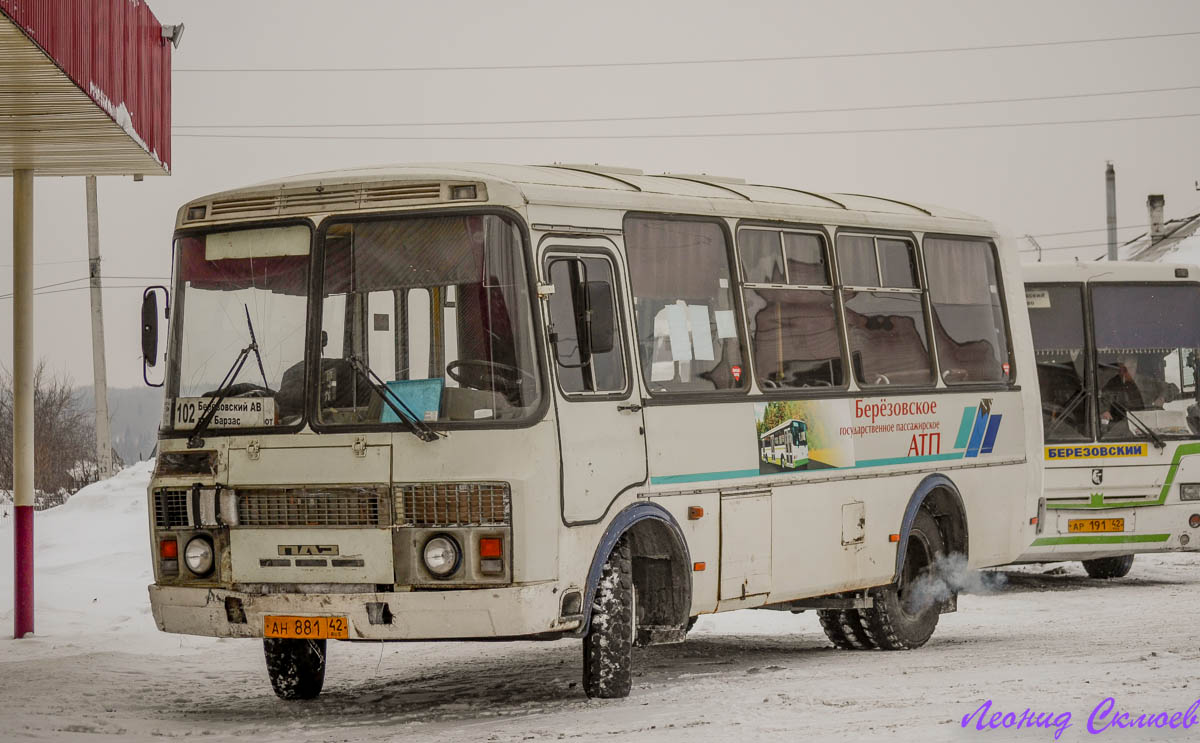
[184,536,214,576]
[423,535,460,578]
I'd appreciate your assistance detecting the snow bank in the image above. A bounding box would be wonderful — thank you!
[0,461,218,658]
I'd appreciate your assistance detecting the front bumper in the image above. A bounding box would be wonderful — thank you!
[149,581,578,640]
[1014,503,1200,563]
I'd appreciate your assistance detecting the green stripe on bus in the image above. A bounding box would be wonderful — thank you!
[1030,533,1170,546]
[650,468,761,485]
[854,453,966,468]
[954,406,976,449]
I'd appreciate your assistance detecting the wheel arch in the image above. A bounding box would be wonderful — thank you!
[578,502,692,636]
[893,473,968,583]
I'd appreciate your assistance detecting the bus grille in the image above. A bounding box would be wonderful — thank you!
[153,488,191,528]
[395,482,511,527]
[236,487,384,527]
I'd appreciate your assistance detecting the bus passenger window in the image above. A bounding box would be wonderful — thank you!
[739,228,844,390]
[837,234,934,387]
[924,238,1012,385]
[545,256,627,394]
[624,216,746,393]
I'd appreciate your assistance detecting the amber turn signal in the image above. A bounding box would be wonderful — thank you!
[888,534,900,543]
[687,506,704,520]
[479,537,503,559]
[693,562,706,571]
[159,539,178,559]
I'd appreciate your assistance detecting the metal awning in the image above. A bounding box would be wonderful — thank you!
[0,1,171,176]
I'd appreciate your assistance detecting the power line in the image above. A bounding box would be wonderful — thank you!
[0,284,154,301]
[173,111,1200,142]
[0,276,168,300]
[174,30,1200,73]
[0,258,89,268]
[173,84,1200,130]
[1027,222,1151,238]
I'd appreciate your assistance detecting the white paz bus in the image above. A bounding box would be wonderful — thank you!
[141,163,1041,699]
[1019,261,1200,576]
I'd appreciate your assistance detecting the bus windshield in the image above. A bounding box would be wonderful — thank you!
[1028,284,1089,442]
[316,213,541,426]
[168,224,311,431]
[1092,283,1200,440]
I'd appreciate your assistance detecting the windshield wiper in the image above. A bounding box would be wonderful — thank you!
[188,305,267,448]
[346,355,441,443]
[1109,400,1167,450]
[244,304,269,389]
[188,342,255,448]
[1045,388,1089,438]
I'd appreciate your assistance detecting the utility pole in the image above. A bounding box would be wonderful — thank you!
[1105,162,1119,261]
[85,176,113,480]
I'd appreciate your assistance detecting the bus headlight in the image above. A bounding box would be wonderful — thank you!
[183,536,214,576]
[1180,483,1200,501]
[422,535,461,578]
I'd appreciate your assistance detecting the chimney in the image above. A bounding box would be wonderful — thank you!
[1148,194,1165,243]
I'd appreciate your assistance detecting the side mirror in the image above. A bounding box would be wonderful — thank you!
[142,286,170,387]
[584,280,615,354]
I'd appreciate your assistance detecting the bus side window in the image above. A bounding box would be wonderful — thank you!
[923,237,1012,384]
[545,255,627,394]
[738,227,844,390]
[624,216,746,393]
[836,234,934,387]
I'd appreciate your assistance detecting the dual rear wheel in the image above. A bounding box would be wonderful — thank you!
[818,509,945,651]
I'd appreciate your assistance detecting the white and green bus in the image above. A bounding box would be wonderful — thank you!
[141,163,1042,700]
[759,418,809,469]
[1019,260,1200,576]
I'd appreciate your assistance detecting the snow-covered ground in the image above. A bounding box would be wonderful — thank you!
[3,466,1200,742]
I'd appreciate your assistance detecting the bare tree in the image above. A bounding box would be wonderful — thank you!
[0,360,100,498]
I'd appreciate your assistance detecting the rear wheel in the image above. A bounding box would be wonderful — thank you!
[582,537,634,699]
[860,509,945,650]
[817,607,876,650]
[264,638,326,700]
[1082,554,1135,579]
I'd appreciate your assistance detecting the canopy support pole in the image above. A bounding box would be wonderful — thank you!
[13,168,34,638]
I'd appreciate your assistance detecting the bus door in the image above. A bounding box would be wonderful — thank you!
[543,244,647,523]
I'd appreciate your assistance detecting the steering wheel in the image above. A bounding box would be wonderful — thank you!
[446,359,534,397]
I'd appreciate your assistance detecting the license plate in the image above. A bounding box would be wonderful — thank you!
[263,615,349,639]
[1067,518,1125,533]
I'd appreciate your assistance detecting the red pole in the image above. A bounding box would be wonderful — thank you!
[14,506,33,637]
[13,168,34,639]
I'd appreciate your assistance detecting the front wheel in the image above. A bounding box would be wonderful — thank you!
[1082,554,1135,579]
[582,537,634,699]
[264,638,327,700]
[859,509,945,650]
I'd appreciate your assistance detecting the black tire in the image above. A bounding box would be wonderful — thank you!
[860,509,945,651]
[583,536,634,699]
[1082,554,1135,579]
[818,608,876,650]
[264,638,327,700]
[685,616,699,634]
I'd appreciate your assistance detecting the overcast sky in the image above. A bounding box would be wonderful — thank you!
[1,0,1198,388]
